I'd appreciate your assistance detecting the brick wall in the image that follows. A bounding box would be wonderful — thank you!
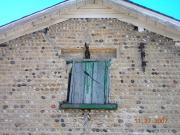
[0,18,179,135]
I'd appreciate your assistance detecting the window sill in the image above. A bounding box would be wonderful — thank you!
[59,102,118,110]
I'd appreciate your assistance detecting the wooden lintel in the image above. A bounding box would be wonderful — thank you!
[61,47,117,53]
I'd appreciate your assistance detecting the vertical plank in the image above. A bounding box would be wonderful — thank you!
[84,62,94,104]
[73,62,85,103]
[92,61,105,104]
[69,62,75,103]
[104,61,110,103]
[69,62,85,103]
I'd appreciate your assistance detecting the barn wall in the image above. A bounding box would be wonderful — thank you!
[0,18,180,135]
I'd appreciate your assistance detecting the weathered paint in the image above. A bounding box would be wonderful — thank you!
[59,103,118,110]
[68,60,111,105]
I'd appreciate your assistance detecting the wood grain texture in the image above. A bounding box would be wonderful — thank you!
[68,60,110,104]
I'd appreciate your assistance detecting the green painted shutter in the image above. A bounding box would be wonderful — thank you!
[68,60,110,104]
[69,61,85,103]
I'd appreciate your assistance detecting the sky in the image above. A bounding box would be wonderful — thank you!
[0,0,179,27]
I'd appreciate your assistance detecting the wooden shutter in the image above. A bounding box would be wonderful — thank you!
[68,60,110,104]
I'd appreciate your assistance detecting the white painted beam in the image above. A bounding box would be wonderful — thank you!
[138,26,144,32]
[175,41,180,47]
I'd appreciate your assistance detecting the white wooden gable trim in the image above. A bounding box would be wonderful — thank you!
[0,0,179,44]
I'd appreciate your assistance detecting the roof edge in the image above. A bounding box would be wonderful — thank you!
[0,0,76,32]
[126,0,180,22]
[0,0,70,28]
[110,0,180,28]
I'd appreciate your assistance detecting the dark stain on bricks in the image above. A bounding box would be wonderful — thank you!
[153,89,156,92]
[26,100,30,104]
[60,119,64,122]
[20,105,25,108]
[14,105,19,108]
[92,128,96,132]
[9,92,13,95]
[139,110,144,113]
[136,101,141,104]
[152,72,159,75]
[3,105,8,109]
[162,84,166,87]
[17,84,26,87]
[114,39,118,42]
[21,83,27,86]
[131,80,135,83]
[55,119,59,123]
[96,129,100,132]
[99,39,104,42]
[125,123,133,127]
[118,119,123,123]
[41,96,46,99]
[103,129,108,132]
[172,129,177,133]
[0,43,8,47]
[146,129,152,133]
[173,80,178,84]
[12,88,16,91]
[15,123,21,128]
[10,61,15,64]
[61,123,66,127]
[32,73,35,75]
[40,110,45,113]
[131,64,135,67]
[27,79,31,82]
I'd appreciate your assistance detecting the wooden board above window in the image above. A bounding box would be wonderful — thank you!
[60,47,119,59]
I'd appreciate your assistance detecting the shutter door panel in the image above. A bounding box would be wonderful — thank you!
[69,63,75,103]
[69,62,85,103]
[68,60,110,104]
[84,62,94,104]
[104,61,110,103]
[92,61,105,104]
